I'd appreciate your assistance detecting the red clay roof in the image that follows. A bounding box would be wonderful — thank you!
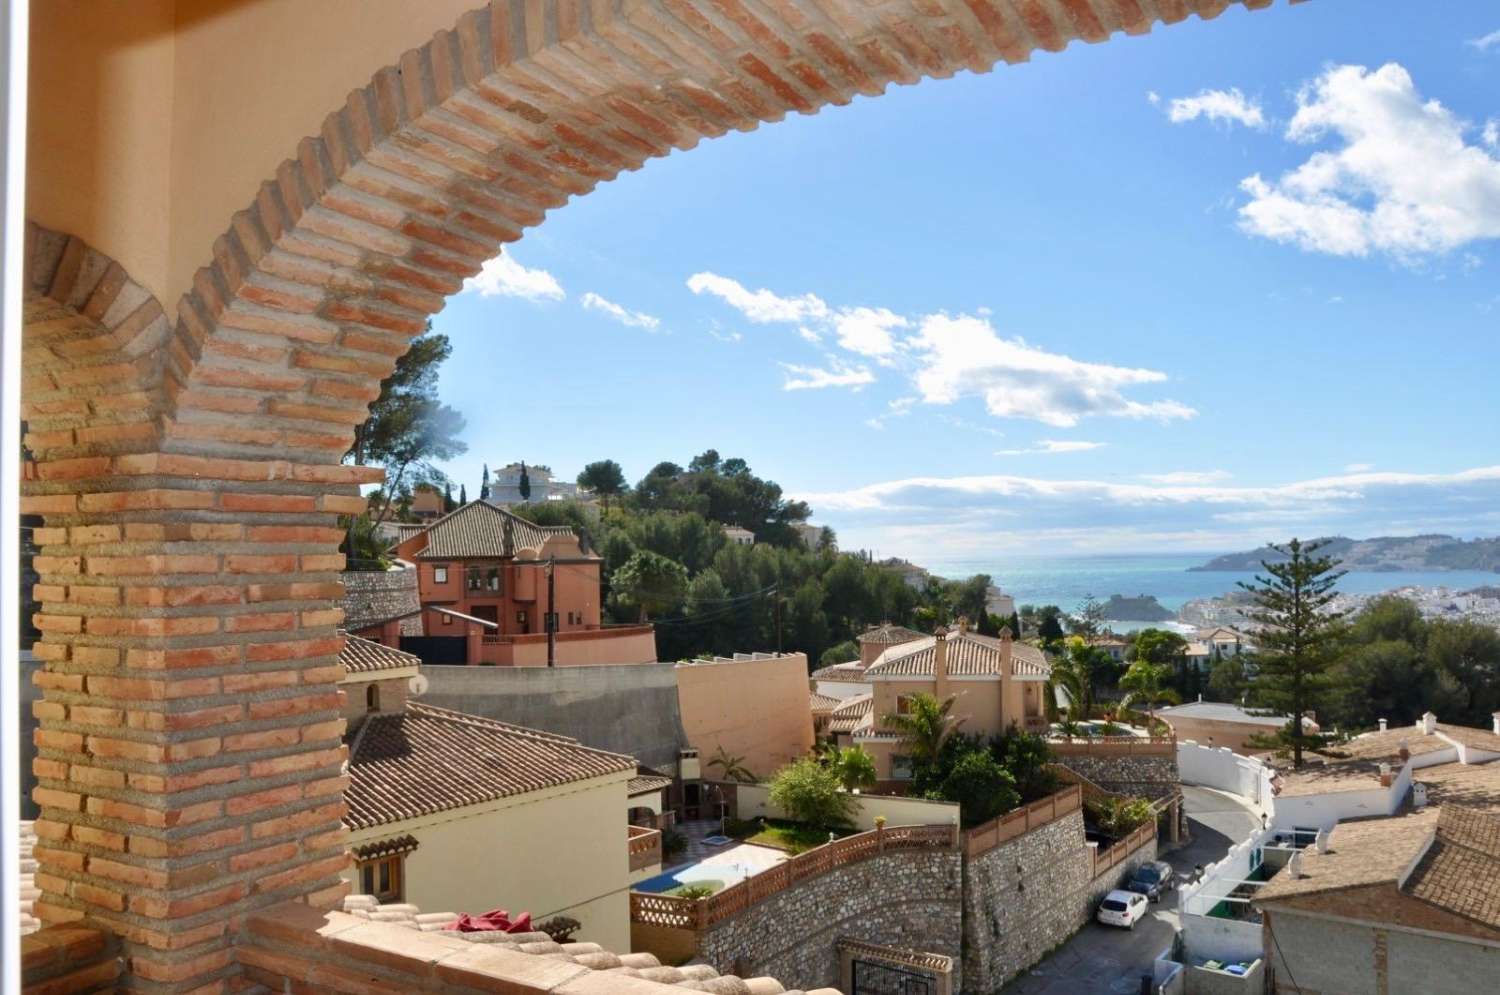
[344,704,634,831]
[339,633,420,675]
[865,632,1049,680]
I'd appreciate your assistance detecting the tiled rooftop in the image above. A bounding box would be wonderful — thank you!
[339,632,421,675]
[408,500,582,559]
[810,662,867,683]
[856,622,926,646]
[1406,807,1500,930]
[629,766,674,798]
[828,694,874,735]
[865,631,1049,680]
[810,692,841,714]
[1257,808,1441,902]
[341,566,422,631]
[344,704,635,831]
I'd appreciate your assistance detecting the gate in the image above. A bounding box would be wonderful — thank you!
[850,960,936,995]
[399,636,468,665]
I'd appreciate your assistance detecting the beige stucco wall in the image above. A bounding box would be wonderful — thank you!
[729,781,959,832]
[342,771,634,952]
[676,654,814,782]
[1163,716,1278,754]
[29,0,481,307]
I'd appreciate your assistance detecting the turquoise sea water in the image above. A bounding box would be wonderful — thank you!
[929,553,1500,616]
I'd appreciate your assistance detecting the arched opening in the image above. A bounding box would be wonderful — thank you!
[20,2,1291,990]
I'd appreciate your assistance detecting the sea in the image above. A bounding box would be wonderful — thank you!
[928,553,1500,632]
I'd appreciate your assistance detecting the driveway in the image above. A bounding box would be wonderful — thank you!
[1000,785,1260,995]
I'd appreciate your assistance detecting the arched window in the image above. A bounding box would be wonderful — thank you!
[366,684,380,713]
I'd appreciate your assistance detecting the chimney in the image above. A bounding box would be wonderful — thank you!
[1198,693,1203,703]
[1492,712,1500,737]
[1287,851,1304,880]
[933,626,949,701]
[1379,762,1393,788]
[1378,718,1388,732]
[1315,829,1331,853]
[1399,739,1410,763]
[1421,711,1437,736]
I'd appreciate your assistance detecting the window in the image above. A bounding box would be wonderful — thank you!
[516,610,529,628]
[891,755,914,780]
[365,685,379,713]
[433,565,449,584]
[467,566,483,591]
[358,855,404,903]
[487,567,501,592]
[441,612,453,626]
[895,695,914,715]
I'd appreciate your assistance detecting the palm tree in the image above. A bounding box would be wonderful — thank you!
[1118,659,1182,730]
[705,746,756,783]
[881,693,965,768]
[1047,649,1093,729]
[821,744,877,792]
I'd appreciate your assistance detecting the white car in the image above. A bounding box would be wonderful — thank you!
[1096,889,1149,929]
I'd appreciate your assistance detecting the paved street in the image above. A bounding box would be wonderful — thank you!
[1000,786,1261,995]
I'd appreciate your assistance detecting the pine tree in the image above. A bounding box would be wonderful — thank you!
[480,463,490,501]
[1238,538,1347,769]
[443,481,455,512]
[459,483,467,505]
[518,462,531,501]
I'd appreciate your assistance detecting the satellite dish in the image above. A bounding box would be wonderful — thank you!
[408,674,430,697]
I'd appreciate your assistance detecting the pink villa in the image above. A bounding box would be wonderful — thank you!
[388,500,655,666]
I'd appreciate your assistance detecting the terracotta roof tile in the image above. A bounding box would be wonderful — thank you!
[1257,808,1440,904]
[629,766,673,797]
[810,692,841,714]
[344,704,634,831]
[409,501,580,560]
[1405,806,1500,929]
[341,567,421,631]
[340,633,421,675]
[829,694,874,735]
[856,623,926,646]
[864,632,1049,680]
[811,662,867,683]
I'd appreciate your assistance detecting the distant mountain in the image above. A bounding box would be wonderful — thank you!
[1191,535,1500,573]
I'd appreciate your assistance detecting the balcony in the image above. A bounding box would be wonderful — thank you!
[628,825,662,874]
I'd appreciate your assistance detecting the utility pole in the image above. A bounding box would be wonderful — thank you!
[546,554,556,668]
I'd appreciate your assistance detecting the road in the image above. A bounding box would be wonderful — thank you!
[1000,785,1261,995]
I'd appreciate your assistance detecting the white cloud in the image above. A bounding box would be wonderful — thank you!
[708,327,742,344]
[1467,29,1500,52]
[797,465,1500,557]
[580,291,660,330]
[780,360,875,391]
[996,440,1105,456]
[1165,88,1267,129]
[463,251,565,302]
[1237,63,1500,260]
[907,314,1196,428]
[1484,119,1499,150]
[1146,90,1161,106]
[687,272,828,323]
[1344,462,1375,473]
[798,326,822,344]
[1140,470,1233,484]
[831,307,908,361]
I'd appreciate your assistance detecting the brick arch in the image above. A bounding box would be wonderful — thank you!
[23,2,1287,991]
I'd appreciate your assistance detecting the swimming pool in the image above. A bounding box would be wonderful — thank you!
[632,842,787,895]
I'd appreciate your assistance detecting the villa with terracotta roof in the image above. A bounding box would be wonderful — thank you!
[389,500,656,666]
[336,635,659,952]
[855,622,1050,784]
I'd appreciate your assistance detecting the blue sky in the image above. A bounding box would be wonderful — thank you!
[428,1,1500,566]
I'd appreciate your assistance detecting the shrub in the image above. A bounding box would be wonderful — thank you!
[767,757,855,829]
[675,883,717,900]
[933,750,1018,827]
[537,916,580,943]
[1085,796,1155,837]
[661,828,687,859]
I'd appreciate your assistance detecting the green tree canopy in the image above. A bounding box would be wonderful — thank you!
[609,550,688,622]
[346,329,466,523]
[767,757,855,829]
[1238,537,1347,768]
[577,459,627,510]
[934,750,1018,827]
[822,745,878,793]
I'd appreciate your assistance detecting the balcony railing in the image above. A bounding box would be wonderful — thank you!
[628,825,662,872]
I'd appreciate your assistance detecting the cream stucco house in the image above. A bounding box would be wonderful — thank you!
[338,636,658,952]
[855,623,1050,785]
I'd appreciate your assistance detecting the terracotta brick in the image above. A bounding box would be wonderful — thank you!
[33,786,84,811]
[224,727,302,753]
[226,553,298,574]
[248,747,344,778]
[226,612,297,633]
[220,492,318,513]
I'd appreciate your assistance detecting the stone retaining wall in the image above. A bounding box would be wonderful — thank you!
[695,850,964,993]
[1056,754,1180,797]
[961,810,1158,993]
